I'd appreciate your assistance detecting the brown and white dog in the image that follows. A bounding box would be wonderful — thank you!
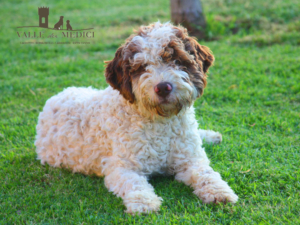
[35,22,238,214]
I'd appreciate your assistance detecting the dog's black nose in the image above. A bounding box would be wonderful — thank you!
[154,82,172,97]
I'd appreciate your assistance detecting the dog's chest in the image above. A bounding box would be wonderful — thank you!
[132,120,182,174]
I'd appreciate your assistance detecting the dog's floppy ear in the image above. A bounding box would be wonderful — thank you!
[105,46,135,103]
[192,41,214,96]
[182,36,214,97]
[194,41,214,74]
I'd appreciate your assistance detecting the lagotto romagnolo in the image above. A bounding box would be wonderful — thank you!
[35,22,238,214]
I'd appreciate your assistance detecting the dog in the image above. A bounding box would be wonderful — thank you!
[54,16,64,30]
[35,22,238,214]
[66,20,72,30]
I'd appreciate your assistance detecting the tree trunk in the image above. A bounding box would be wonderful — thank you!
[170,0,206,39]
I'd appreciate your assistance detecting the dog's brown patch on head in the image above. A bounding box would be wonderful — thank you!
[135,24,156,37]
[161,47,174,63]
[105,36,145,103]
[161,26,215,97]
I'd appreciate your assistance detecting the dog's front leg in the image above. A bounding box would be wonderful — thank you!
[175,163,238,204]
[104,167,162,214]
[172,131,237,204]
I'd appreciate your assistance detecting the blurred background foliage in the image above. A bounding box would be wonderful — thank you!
[1,0,300,50]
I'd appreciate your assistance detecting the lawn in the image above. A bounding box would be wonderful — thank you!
[1,0,300,224]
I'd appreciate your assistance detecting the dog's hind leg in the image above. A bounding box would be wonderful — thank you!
[198,129,222,144]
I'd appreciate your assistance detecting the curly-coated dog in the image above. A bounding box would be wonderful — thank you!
[35,22,238,214]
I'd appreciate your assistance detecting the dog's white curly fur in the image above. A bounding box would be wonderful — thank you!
[35,22,238,214]
[198,129,222,145]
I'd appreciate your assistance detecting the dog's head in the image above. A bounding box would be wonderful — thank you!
[105,22,214,117]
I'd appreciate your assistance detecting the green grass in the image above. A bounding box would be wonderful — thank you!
[1,0,300,224]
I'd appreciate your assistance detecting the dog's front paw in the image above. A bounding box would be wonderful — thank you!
[198,129,222,145]
[194,183,238,204]
[209,132,222,145]
[123,190,162,214]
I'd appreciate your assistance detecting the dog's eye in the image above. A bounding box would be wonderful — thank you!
[174,60,180,65]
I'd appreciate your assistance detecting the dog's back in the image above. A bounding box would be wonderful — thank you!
[35,87,117,176]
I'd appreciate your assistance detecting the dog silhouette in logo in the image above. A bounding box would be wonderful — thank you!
[54,16,64,30]
[66,20,72,30]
